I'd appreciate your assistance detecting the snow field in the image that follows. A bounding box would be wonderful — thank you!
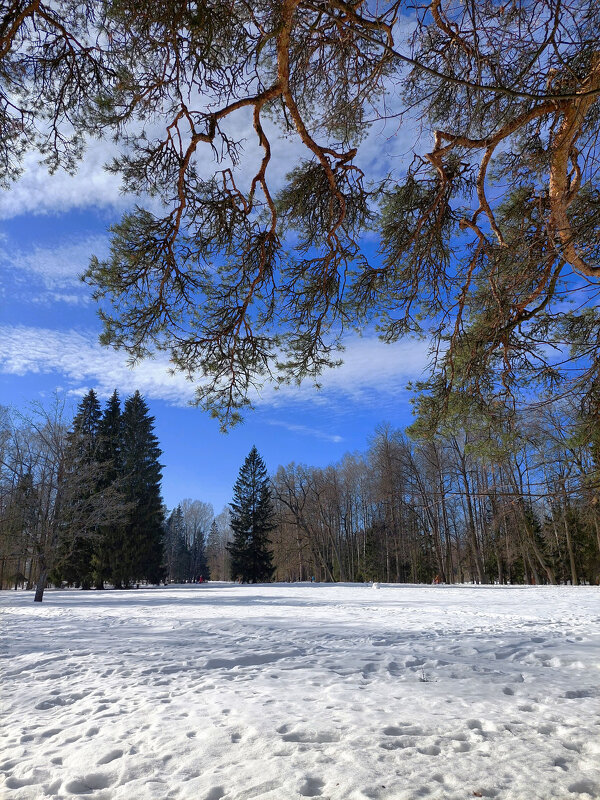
[1,583,599,800]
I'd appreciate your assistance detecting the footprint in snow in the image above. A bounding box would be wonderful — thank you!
[39,728,62,739]
[279,726,340,744]
[517,704,537,713]
[5,777,35,790]
[35,692,86,710]
[380,739,413,751]
[64,773,113,794]
[417,744,441,756]
[299,776,324,797]
[452,741,471,753]
[568,780,600,796]
[383,725,424,736]
[564,689,595,699]
[537,723,556,735]
[204,787,226,800]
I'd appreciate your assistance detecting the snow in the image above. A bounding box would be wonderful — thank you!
[1,583,600,800]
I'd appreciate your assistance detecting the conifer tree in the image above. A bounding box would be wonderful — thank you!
[93,390,124,588]
[5,1,600,428]
[52,389,102,589]
[192,532,210,582]
[227,447,275,583]
[206,519,223,581]
[120,391,165,586]
[165,505,188,583]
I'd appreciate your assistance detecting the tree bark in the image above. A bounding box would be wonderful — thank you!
[34,568,48,602]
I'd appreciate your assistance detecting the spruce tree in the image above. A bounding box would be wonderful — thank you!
[192,531,210,582]
[120,391,165,586]
[206,519,222,581]
[165,505,188,583]
[227,447,275,583]
[93,390,124,588]
[52,389,102,589]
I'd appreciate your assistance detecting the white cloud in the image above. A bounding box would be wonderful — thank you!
[266,420,344,444]
[0,139,127,220]
[4,234,109,290]
[0,325,196,405]
[255,336,432,408]
[0,325,431,410]
[30,292,93,306]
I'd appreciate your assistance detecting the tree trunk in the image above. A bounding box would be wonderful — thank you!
[296,532,304,581]
[594,514,600,562]
[464,485,487,584]
[454,447,487,584]
[34,568,48,602]
[525,521,556,584]
[563,512,578,585]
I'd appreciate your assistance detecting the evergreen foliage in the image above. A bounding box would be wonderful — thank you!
[165,505,189,582]
[27,389,165,594]
[228,447,275,583]
[120,391,165,587]
[206,518,228,581]
[191,530,210,583]
[51,390,102,589]
[164,503,211,583]
[93,390,124,589]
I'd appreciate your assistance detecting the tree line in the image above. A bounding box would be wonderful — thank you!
[270,405,600,586]
[163,502,232,584]
[2,392,599,596]
[169,400,600,588]
[0,389,236,597]
[0,390,164,600]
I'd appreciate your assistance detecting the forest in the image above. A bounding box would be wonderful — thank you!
[1,391,598,595]
[270,410,600,586]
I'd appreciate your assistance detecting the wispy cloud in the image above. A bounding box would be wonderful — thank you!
[267,420,344,444]
[255,336,432,408]
[0,325,431,410]
[4,234,108,289]
[0,140,126,220]
[0,325,196,405]
[29,292,93,306]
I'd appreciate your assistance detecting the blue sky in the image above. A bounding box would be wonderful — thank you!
[0,126,430,515]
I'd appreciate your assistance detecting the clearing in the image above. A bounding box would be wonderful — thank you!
[1,583,599,800]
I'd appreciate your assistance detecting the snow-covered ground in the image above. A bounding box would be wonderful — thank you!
[1,583,599,800]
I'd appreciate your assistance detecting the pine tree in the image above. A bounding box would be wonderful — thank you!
[120,391,165,586]
[362,523,385,583]
[227,447,275,583]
